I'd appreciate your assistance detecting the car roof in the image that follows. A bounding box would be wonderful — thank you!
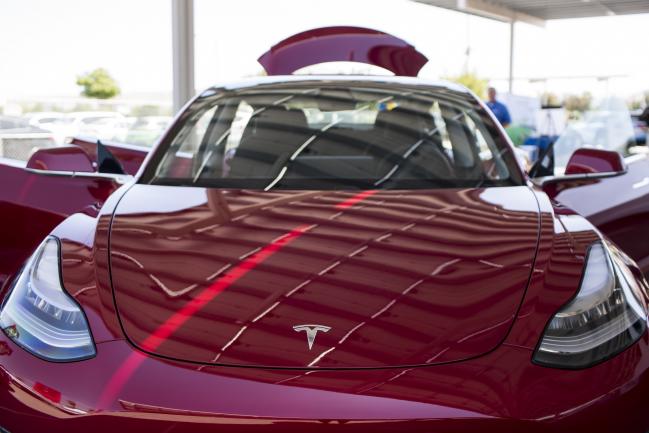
[0,116,29,128]
[0,116,49,133]
[203,74,473,95]
[25,111,65,118]
[68,111,125,118]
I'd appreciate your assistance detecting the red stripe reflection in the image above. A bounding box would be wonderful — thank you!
[142,224,311,352]
[34,382,62,404]
[99,189,377,408]
[334,190,378,210]
[99,224,310,408]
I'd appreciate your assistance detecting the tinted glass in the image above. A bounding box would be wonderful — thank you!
[146,82,523,190]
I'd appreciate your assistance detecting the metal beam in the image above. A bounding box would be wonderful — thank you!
[508,20,515,93]
[415,0,649,21]
[415,0,545,27]
[172,0,195,114]
[458,0,545,27]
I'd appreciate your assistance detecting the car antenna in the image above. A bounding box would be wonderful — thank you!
[97,140,126,175]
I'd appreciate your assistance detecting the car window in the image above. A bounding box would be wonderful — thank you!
[0,118,27,129]
[147,84,523,190]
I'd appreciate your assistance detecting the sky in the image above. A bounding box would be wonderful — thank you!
[0,0,648,104]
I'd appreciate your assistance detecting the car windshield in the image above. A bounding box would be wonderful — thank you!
[145,82,523,190]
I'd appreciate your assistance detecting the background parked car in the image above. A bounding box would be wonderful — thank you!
[124,115,172,146]
[35,111,129,144]
[24,112,66,130]
[0,116,56,161]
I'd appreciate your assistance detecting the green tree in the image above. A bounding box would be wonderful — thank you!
[443,72,488,99]
[564,92,593,113]
[131,104,171,117]
[628,97,644,111]
[644,90,649,107]
[540,92,562,108]
[76,68,120,99]
[628,91,649,111]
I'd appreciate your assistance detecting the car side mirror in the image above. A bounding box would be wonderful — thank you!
[534,148,627,199]
[26,145,95,173]
[25,144,132,184]
[96,140,126,175]
[564,148,626,175]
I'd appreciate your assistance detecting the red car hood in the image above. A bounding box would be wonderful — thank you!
[109,185,540,369]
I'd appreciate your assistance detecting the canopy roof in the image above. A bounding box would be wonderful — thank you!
[414,0,649,25]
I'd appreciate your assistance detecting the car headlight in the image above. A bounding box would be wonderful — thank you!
[534,242,647,369]
[0,237,95,361]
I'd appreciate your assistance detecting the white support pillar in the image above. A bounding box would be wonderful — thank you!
[172,0,195,114]
[508,19,515,94]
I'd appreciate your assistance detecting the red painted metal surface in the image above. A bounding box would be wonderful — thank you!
[26,145,95,172]
[0,162,123,291]
[1,336,648,433]
[564,147,626,175]
[0,139,148,293]
[1,187,649,432]
[109,185,540,369]
[258,27,429,77]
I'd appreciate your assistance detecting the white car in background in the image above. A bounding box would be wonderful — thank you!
[124,116,172,146]
[24,112,66,130]
[37,111,129,144]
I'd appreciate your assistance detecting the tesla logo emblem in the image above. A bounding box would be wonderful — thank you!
[293,324,331,350]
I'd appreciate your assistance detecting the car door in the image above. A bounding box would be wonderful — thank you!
[552,154,649,275]
[0,155,125,287]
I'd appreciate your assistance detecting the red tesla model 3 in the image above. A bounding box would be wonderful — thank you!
[1,28,649,433]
